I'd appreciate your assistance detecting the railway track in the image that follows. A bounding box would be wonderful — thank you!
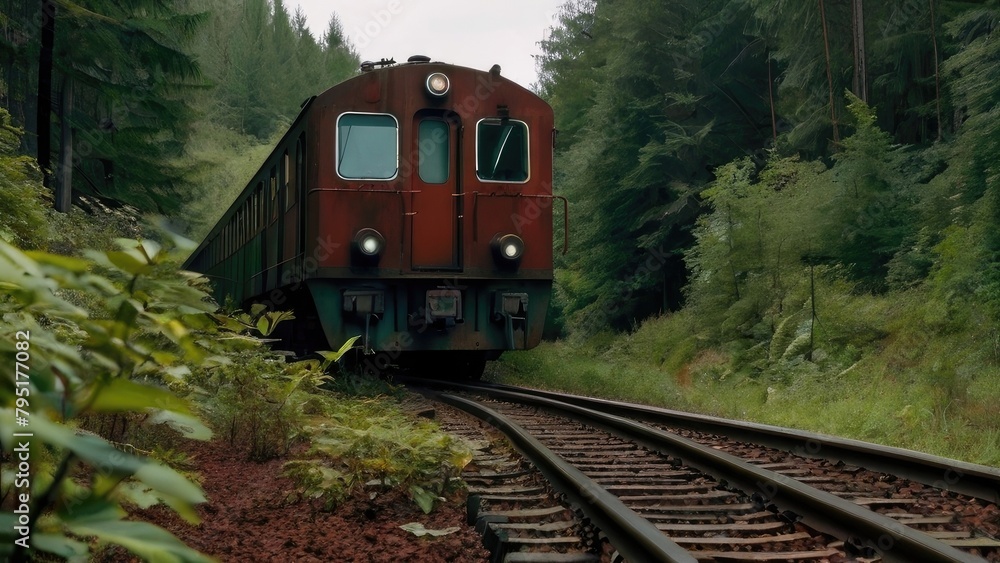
[405,380,1000,562]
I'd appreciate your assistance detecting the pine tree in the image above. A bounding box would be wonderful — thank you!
[3,0,206,212]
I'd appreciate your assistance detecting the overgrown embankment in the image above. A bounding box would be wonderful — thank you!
[491,297,1000,467]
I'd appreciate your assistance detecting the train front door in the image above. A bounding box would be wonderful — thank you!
[410,112,460,270]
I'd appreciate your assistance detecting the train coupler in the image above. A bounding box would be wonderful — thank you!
[423,289,463,330]
[493,292,528,350]
[342,290,384,354]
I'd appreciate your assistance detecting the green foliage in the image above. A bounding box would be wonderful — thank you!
[179,302,336,461]
[192,348,323,461]
[3,0,209,213]
[686,152,825,351]
[544,0,774,332]
[176,122,276,240]
[0,109,48,249]
[187,0,359,140]
[821,92,916,289]
[282,398,473,513]
[538,0,1000,339]
[318,335,362,371]
[492,309,1000,465]
[0,234,222,562]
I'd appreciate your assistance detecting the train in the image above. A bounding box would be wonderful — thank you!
[182,55,561,378]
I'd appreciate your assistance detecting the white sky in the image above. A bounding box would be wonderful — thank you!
[285,0,566,89]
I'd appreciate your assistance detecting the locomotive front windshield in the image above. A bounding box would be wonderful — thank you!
[476,119,528,182]
[337,113,398,179]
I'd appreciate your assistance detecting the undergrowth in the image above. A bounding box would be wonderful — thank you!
[490,290,1000,467]
[0,114,470,563]
[283,395,472,513]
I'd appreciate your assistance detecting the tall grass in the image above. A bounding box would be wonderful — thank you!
[488,294,1000,467]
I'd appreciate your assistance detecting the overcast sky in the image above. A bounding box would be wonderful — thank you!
[285,0,566,89]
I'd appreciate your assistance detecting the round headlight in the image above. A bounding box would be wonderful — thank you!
[354,228,385,261]
[426,72,450,97]
[503,240,521,258]
[361,235,381,255]
[491,233,524,269]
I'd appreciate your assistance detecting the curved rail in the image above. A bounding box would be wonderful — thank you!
[438,384,983,563]
[472,381,1000,503]
[437,393,697,563]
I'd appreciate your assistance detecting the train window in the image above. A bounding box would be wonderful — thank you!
[270,168,278,221]
[336,113,398,180]
[418,120,449,184]
[476,119,529,183]
[257,182,267,228]
[296,134,305,200]
[284,150,293,210]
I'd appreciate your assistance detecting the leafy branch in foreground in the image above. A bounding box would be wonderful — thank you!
[0,235,227,562]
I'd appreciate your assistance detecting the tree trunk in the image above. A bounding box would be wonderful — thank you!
[818,0,840,143]
[768,54,777,144]
[852,0,868,102]
[36,0,56,190]
[56,76,73,212]
[929,0,943,141]
[2,1,36,153]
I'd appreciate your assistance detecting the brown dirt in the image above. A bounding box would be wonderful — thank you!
[102,439,489,562]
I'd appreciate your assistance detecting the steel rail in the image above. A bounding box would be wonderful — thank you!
[471,381,1000,504]
[436,393,698,563]
[444,385,982,563]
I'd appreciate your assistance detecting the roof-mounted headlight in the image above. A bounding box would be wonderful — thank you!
[426,72,450,97]
[491,233,524,270]
[353,228,385,265]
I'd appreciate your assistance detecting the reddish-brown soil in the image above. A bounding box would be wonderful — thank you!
[103,439,489,562]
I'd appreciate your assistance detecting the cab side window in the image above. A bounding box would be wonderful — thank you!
[337,113,398,180]
[476,119,528,182]
[418,119,449,184]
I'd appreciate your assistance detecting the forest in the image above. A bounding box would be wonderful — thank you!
[1,0,1000,559]
[538,0,998,332]
[1,0,358,232]
[519,0,1000,463]
[3,0,999,436]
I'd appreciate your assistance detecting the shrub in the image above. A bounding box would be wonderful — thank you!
[0,237,219,562]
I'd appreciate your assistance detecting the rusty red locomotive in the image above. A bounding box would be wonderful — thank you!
[183,56,559,378]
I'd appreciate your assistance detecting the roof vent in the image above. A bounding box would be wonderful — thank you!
[407,55,431,63]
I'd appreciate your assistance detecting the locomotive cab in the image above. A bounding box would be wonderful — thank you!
[184,56,557,379]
